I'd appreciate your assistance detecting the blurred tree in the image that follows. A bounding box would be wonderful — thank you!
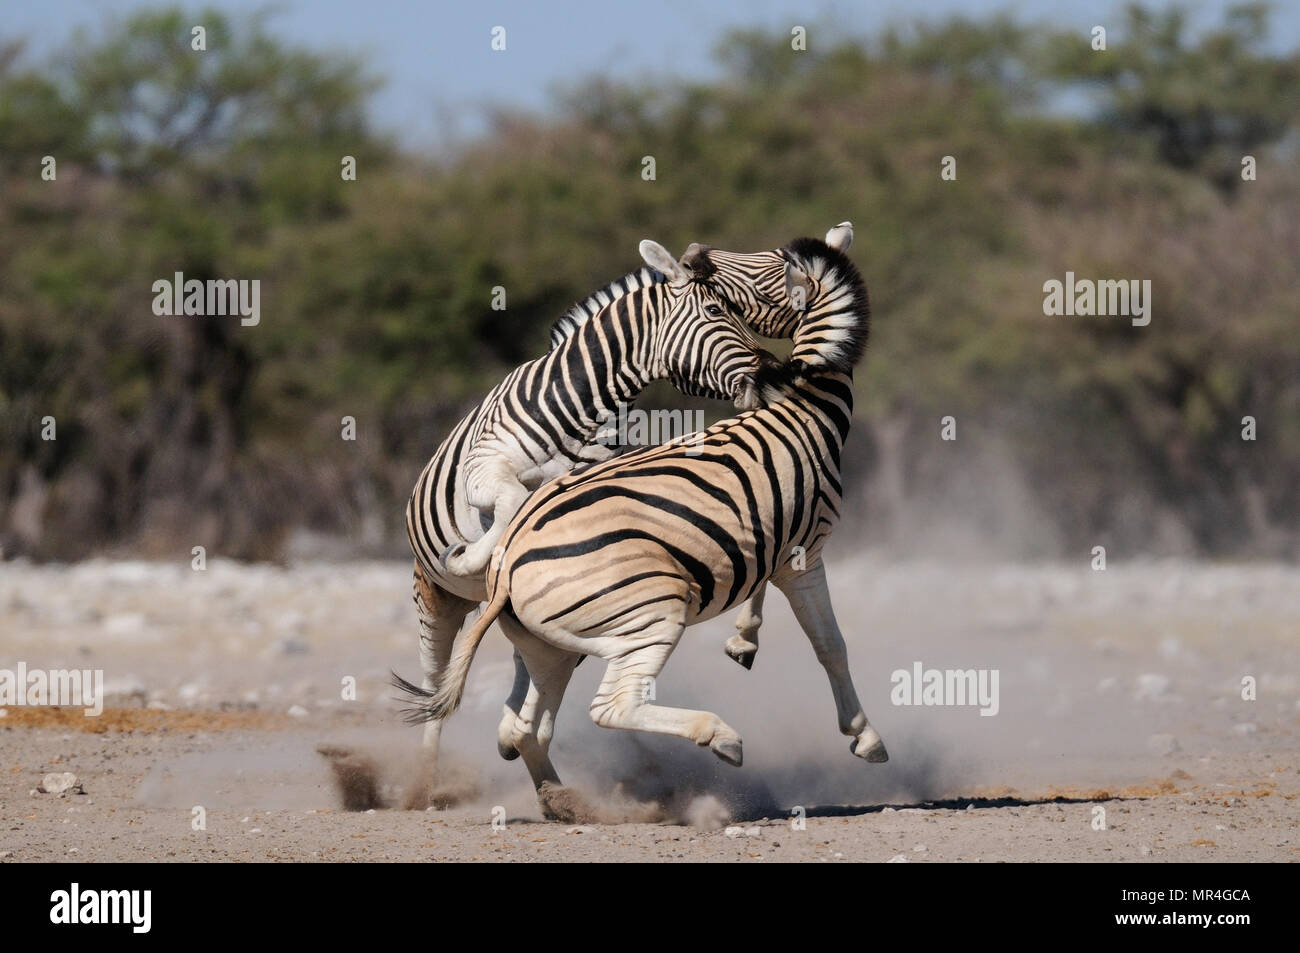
[1,4,1296,560]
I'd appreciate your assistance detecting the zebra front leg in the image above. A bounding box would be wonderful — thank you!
[724,584,766,670]
[412,562,478,788]
[773,561,888,762]
[588,613,744,766]
[441,467,530,577]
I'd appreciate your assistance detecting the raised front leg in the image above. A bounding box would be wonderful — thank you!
[441,460,530,577]
[724,584,767,669]
[773,561,888,762]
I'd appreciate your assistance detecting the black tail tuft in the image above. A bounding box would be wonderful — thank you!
[390,670,437,725]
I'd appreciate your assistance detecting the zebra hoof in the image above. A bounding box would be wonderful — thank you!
[710,736,744,767]
[724,635,758,670]
[851,727,889,763]
[497,739,520,761]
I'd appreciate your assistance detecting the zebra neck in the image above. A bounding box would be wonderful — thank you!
[782,370,856,446]
[541,282,665,436]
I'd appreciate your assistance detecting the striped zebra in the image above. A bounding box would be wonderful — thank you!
[398,226,885,819]
[399,236,807,775]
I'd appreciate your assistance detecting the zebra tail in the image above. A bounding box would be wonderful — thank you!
[423,584,510,722]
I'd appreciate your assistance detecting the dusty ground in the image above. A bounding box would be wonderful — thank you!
[1,556,1296,862]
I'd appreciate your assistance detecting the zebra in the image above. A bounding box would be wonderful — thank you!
[397,227,884,819]
[400,236,793,777]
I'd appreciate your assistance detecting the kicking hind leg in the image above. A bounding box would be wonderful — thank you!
[587,603,744,766]
[724,584,767,670]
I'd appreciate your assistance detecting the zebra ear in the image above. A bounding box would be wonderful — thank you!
[639,240,688,284]
[825,221,854,251]
[785,261,814,311]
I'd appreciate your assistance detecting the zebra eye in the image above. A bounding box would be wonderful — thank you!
[705,304,724,317]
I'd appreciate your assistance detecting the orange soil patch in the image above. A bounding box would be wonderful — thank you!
[972,776,1185,801]
[0,706,290,733]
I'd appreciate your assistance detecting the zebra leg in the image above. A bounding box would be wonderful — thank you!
[495,613,586,821]
[724,584,766,670]
[441,469,530,577]
[588,614,744,766]
[773,560,889,763]
[413,562,477,775]
[495,648,530,761]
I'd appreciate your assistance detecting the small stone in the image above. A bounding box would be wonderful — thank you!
[38,772,84,795]
[567,826,595,835]
[287,704,310,718]
[744,826,761,837]
[67,847,78,854]
[724,826,743,838]
[1135,674,1170,701]
[887,854,909,863]
[913,844,927,852]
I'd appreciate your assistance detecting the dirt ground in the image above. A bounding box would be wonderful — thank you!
[1,556,1296,862]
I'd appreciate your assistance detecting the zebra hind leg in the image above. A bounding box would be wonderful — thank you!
[495,612,587,821]
[724,584,767,670]
[495,648,530,761]
[588,612,744,766]
[411,562,477,797]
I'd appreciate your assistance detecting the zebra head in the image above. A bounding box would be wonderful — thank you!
[639,239,780,412]
[675,222,856,341]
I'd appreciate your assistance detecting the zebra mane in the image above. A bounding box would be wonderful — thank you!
[782,235,871,374]
[548,267,666,350]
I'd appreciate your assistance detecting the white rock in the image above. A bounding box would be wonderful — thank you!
[724,826,743,838]
[1135,674,1170,700]
[38,773,84,795]
[887,854,909,863]
[287,704,310,719]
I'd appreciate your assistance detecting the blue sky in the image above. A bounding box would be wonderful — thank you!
[7,0,1297,148]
